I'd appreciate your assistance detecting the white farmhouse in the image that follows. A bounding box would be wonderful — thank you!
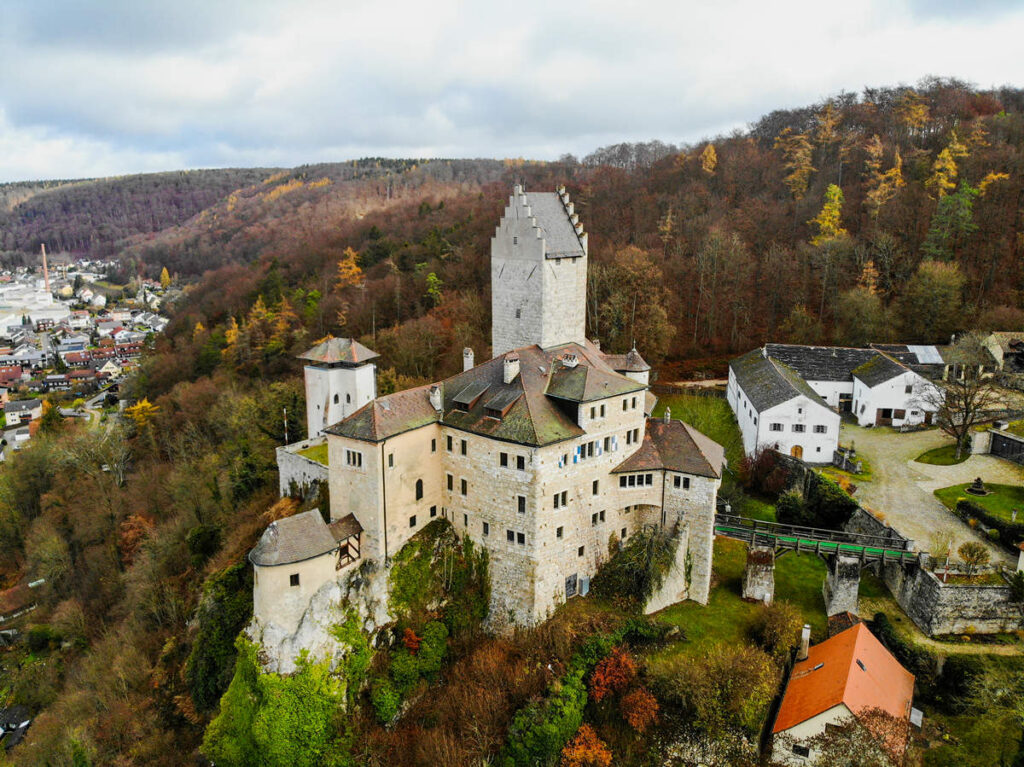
[850,354,940,428]
[728,348,841,462]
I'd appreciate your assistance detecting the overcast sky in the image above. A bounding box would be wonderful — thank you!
[1,0,1022,182]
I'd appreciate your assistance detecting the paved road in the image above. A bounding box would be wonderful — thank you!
[840,424,1023,565]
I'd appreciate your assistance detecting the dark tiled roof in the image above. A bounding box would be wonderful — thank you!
[248,509,338,566]
[524,192,586,259]
[326,384,438,442]
[765,343,877,382]
[546,354,644,402]
[328,514,362,542]
[299,336,379,366]
[603,347,651,373]
[612,418,725,478]
[852,353,908,387]
[3,400,38,414]
[729,349,829,413]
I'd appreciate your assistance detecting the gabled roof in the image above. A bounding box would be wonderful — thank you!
[988,331,1024,354]
[773,623,914,734]
[299,336,379,366]
[603,347,651,373]
[248,509,339,567]
[852,353,910,387]
[518,191,586,259]
[765,343,877,382]
[546,354,644,402]
[326,383,438,442]
[611,418,725,478]
[729,349,832,414]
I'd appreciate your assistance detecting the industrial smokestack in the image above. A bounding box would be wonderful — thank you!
[41,244,51,296]
[798,624,811,661]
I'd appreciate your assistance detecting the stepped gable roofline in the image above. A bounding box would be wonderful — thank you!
[325,383,438,443]
[499,186,586,260]
[773,623,914,740]
[729,349,833,415]
[765,343,877,382]
[852,352,910,387]
[248,509,339,567]
[611,418,725,478]
[603,346,651,373]
[299,336,379,367]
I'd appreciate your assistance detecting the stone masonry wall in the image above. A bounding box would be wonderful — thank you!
[277,437,329,498]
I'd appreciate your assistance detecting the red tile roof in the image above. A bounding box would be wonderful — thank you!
[774,623,914,734]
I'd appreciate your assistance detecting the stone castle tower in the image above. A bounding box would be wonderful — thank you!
[299,337,379,436]
[490,184,588,357]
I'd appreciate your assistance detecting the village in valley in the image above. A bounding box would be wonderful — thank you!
[238,185,1024,765]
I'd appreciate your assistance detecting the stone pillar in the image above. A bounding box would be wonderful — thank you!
[742,546,775,604]
[823,555,861,617]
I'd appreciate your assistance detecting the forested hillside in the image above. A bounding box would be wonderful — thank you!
[2,78,1024,766]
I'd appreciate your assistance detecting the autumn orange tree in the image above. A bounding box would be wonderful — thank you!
[560,724,612,767]
[588,647,637,702]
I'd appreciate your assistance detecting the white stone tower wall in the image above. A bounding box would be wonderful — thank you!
[305,363,376,437]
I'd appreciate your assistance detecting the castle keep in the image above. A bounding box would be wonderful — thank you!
[255,185,725,633]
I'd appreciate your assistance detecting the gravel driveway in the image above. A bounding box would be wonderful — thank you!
[840,424,1023,565]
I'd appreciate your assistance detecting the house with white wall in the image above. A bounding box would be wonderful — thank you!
[772,623,915,765]
[851,354,941,428]
[728,349,841,462]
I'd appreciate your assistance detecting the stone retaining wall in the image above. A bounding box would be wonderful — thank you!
[843,507,912,550]
[277,437,329,498]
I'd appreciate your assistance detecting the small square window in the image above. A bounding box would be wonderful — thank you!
[561,490,567,506]
[289,573,300,587]
[590,406,596,419]
[409,515,416,528]
[905,385,913,394]
[600,404,606,417]
[578,546,585,557]
[430,505,437,518]
[599,510,605,522]
[515,308,521,318]
[447,474,453,491]
[674,476,681,488]
[517,455,525,470]
[792,744,810,758]
[591,512,598,526]
[632,396,637,409]
[604,436,611,451]
[556,526,563,538]
[517,532,525,545]
[513,236,518,245]
[619,476,627,488]
[483,522,489,536]
[683,477,690,489]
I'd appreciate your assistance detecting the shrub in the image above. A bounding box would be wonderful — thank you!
[502,669,587,767]
[987,527,1001,541]
[751,601,802,660]
[958,541,990,574]
[186,524,222,568]
[26,624,58,652]
[559,724,612,767]
[620,687,659,733]
[416,620,449,679]
[590,528,676,610]
[588,647,636,702]
[955,499,1024,552]
[402,627,421,653]
[371,678,402,724]
[389,651,421,695]
[775,490,806,526]
[737,448,790,497]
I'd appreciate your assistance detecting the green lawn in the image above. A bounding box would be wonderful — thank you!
[298,442,329,465]
[934,483,1024,522]
[649,537,828,664]
[651,393,743,469]
[1006,420,1024,438]
[916,444,970,466]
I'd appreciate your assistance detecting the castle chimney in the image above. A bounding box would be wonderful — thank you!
[591,338,601,351]
[463,347,474,371]
[664,407,671,424]
[561,352,578,369]
[429,384,442,413]
[503,352,520,384]
[798,624,811,661]
[41,244,51,296]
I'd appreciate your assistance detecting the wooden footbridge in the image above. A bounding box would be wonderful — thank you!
[713,514,920,564]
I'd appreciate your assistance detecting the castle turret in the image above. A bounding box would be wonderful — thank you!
[298,337,379,436]
[490,184,588,356]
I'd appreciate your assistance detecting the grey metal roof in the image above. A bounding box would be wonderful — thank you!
[248,510,339,567]
[525,192,585,259]
[764,344,876,382]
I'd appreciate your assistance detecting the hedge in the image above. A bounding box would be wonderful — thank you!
[955,499,1024,551]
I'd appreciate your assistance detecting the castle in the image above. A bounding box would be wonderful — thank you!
[255,185,725,635]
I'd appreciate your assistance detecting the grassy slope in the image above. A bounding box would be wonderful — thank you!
[934,483,1024,522]
[916,445,970,466]
[298,442,329,465]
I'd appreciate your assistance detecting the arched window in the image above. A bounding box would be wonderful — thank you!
[346,393,351,403]
[333,393,339,404]
[415,479,424,501]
